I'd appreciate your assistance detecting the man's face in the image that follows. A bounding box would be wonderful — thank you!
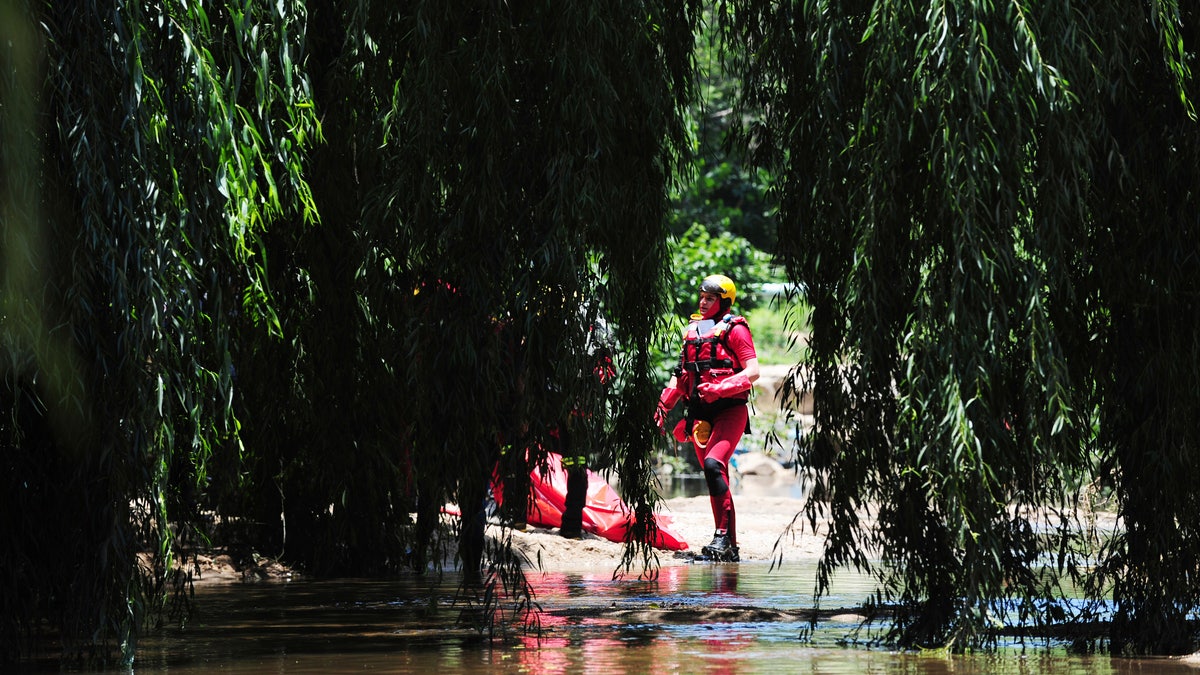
[698,291,721,319]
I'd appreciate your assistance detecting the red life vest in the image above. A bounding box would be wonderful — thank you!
[678,314,750,401]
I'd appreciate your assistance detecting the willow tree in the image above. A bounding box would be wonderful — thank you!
[1,0,317,664]
[221,0,699,584]
[721,0,1200,653]
[3,0,698,665]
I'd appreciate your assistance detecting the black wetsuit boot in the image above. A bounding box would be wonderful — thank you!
[700,530,740,562]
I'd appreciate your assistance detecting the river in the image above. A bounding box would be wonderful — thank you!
[48,559,1198,674]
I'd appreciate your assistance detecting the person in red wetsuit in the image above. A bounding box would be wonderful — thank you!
[557,317,615,539]
[655,274,760,562]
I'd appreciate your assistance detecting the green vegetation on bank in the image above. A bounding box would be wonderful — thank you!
[743,294,810,367]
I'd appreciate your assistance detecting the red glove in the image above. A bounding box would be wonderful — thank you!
[672,418,690,443]
[695,372,752,403]
[655,386,684,432]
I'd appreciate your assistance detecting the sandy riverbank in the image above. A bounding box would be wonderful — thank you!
[503,487,823,574]
[188,472,825,583]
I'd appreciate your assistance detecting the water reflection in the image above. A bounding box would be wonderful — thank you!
[69,564,1200,674]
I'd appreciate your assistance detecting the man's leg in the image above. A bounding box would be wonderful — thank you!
[699,406,747,561]
[560,454,587,538]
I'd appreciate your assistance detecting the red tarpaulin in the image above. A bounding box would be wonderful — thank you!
[494,451,688,551]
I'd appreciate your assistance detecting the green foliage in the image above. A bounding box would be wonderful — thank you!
[4,0,703,663]
[720,0,1200,654]
[666,224,775,318]
[230,1,700,587]
[3,0,314,664]
[10,0,1200,664]
[672,152,776,254]
[742,298,809,367]
[672,9,777,252]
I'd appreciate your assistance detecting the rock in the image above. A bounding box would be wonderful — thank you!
[754,364,813,414]
[734,451,788,477]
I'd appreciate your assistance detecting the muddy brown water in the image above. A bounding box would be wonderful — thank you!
[10,475,1180,673]
[44,561,1200,674]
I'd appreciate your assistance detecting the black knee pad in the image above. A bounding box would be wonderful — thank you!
[703,457,728,496]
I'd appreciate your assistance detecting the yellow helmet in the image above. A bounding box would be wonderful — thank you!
[700,274,737,309]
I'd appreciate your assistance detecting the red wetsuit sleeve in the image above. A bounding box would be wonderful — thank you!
[726,323,757,367]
